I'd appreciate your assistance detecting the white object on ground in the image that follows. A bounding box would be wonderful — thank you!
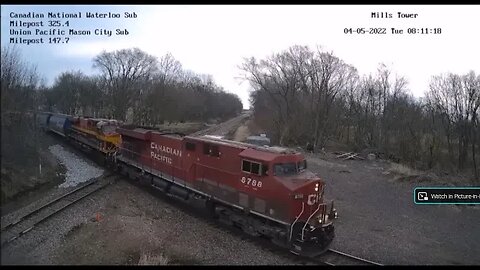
[48,144,104,188]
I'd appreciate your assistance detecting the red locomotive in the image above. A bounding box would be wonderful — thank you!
[115,127,337,256]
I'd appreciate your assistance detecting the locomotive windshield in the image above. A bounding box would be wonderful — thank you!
[101,125,117,135]
[274,160,307,176]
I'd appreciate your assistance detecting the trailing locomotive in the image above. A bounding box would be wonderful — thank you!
[37,112,337,257]
[68,116,122,155]
[38,112,122,156]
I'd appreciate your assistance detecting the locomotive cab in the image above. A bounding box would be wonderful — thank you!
[239,146,336,256]
[273,155,337,256]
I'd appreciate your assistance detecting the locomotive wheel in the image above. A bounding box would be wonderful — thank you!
[205,200,218,219]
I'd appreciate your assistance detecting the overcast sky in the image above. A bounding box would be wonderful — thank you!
[1,5,479,109]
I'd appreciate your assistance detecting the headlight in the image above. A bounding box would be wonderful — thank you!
[315,183,319,192]
[330,207,338,219]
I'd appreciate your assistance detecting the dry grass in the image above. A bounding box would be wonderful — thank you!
[385,162,440,183]
[232,122,251,142]
[388,163,421,178]
[137,252,170,265]
[156,122,206,134]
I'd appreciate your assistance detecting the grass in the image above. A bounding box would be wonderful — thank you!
[156,122,206,134]
[388,162,421,178]
[136,249,203,265]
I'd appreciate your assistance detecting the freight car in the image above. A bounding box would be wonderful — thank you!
[35,112,52,131]
[115,127,337,257]
[47,113,73,137]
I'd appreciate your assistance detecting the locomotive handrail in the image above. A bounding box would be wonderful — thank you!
[289,202,305,242]
[302,203,322,241]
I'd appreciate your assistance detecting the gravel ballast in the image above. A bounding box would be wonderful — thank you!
[1,179,301,265]
[48,145,104,188]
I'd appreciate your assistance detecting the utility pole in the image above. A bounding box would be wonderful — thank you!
[33,91,42,176]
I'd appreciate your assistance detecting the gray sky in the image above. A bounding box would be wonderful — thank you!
[1,5,479,109]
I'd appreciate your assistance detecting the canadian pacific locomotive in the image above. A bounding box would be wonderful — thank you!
[37,112,337,257]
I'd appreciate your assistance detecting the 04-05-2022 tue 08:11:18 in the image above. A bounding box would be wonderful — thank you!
[344,27,442,35]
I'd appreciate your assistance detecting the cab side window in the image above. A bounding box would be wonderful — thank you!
[242,160,251,172]
[203,143,220,157]
[251,162,260,174]
[186,142,196,151]
[242,160,267,176]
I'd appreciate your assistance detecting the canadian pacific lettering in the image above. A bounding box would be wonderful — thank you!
[150,142,181,165]
[150,142,182,157]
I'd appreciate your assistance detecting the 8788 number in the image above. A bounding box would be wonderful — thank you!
[241,176,262,188]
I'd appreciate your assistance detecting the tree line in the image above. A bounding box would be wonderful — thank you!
[1,46,243,127]
[241,45,480,179]
[3,45,479,179]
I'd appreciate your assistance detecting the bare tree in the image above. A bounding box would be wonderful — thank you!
[1,46,40,114]
[93,48,159,120]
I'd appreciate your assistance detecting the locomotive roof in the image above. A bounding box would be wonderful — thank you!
[118,128,300,157]
[239,148,279,162]
[117,127,152,140]
[118,128,185,141]
[187,135,298,155]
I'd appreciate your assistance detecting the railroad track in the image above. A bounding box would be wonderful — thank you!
[316,248,384,266]
[190,111,251,137]
[0,174,117,247]
[129,178,384,266]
